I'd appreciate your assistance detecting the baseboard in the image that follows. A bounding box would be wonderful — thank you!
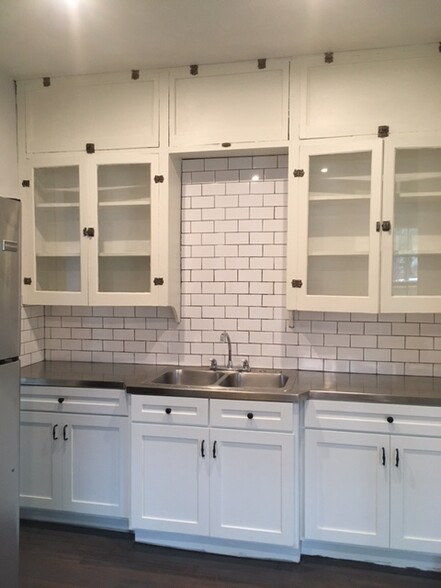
[20,507,130,532]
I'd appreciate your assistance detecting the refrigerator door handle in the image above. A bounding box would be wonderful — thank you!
[2,240,18,252]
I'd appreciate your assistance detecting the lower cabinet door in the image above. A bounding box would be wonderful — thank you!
[131,424,210,535]
[304,429,390,547]
[209,429,295,546]
[20,412,63,510]
[390,435,441,554]
[62,414,129,517]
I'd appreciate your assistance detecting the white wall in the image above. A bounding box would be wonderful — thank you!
[0,75,18,196]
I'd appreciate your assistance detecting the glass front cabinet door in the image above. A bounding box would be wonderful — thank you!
[381,135,441,313]
[21,151,161,308]
[289,140,383,313]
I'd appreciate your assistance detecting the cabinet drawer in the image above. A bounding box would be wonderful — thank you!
[210,399,295,432]
[20,385,128,416]
[305,399,441,437]
[131,395,208,426]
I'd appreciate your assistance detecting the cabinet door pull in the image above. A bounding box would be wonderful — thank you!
[63,425,69,441]
[201,440,205,458]
[165,407,172,415]
[387,416,394,424]
[58,397,65,404]
[247,412,254,420]
[212,441,217,459]
[395,448,399,467]
[52,424,58,440]
[381,447,386,466]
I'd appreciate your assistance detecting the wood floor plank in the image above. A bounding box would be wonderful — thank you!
[19,522,441,588]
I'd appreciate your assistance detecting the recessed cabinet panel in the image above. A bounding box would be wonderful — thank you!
[170,60,289,147]
[299,46,441,139]
[22,73,159,153]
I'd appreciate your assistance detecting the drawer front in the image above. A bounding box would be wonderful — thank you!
[305,399,441,437]
[210,399,295,432]
[131,395,209,426]
[20,385,128,416]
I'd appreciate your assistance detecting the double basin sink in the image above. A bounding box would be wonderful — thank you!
[151,368,290,390]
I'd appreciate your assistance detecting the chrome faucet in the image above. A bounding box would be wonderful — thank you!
[220,331,233,369]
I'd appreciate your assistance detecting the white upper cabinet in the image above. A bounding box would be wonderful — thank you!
[169,59,289,148]
[297,45,441,139]
[20,150,181,314]
[18,71,160,153]
[288,134,441,314]
[380,135,441,313]
[288,139,383,313]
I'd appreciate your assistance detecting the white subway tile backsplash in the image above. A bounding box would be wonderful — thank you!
[30,155,439,379]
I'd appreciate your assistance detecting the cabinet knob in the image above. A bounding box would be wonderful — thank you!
[247,412,254,420]
[165,407,172,415]
[58,397,65,404]
[387,416,394,424]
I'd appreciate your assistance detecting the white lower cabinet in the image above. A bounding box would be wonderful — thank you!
[20,386,129,520]
[131,396,297,548]
[304,400,441,555]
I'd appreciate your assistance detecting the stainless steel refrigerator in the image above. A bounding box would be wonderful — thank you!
[0,197,21,588]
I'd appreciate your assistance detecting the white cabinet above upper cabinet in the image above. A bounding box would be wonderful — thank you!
[297,45,441,140]
[287,134,441,314]
[169,59,289,149]
[18,71,160,154]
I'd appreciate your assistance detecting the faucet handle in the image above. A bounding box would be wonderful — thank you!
[241,358,250,372]
[210,358,218,371]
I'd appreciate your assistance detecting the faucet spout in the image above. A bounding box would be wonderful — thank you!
[220,331,233,369]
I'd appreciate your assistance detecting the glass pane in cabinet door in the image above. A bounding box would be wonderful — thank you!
[34,166,81,292]
[97,163,151,293]
[307,152,372,296]
[392,148,441,296]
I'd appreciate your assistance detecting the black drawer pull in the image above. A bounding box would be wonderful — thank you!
[165,407,172,415]
[52,424,58,440]
[58,397,65,404]
[201,440,205,458]
[212,441,217,459]
[395,448,399,467]
[381,447,386,466]
[247,412,254,420]
[387,416,394,424]
[63,425,69,441]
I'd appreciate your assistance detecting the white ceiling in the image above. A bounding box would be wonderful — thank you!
[1,0,441,80]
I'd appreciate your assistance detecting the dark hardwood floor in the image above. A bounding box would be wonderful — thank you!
[19,522,441,588]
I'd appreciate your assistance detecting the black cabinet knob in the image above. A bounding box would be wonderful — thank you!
[58,397,65,404]
[165,408,172,415]
[247,412,254,420]
[387,416,394,424]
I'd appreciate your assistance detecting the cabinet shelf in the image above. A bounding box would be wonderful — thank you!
[99,240,151,257]
[309,193,370,202]
[308,236,370,257]
[98,198,151,207]
[397,191,441,199]
[98,184,149,192]
[36,202,79,209]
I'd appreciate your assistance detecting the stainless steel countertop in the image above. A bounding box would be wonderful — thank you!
[20,361,441,406]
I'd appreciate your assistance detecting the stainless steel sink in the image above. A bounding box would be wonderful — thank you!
[152,369,225,387]
[217,371,289,389]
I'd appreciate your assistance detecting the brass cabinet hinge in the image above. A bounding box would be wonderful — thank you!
[257,58,267,69]
[378,125,389,138]
[190,64,198,76]
[85,143,95,154]
[324,52,334,64]
[131,69,140,80]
